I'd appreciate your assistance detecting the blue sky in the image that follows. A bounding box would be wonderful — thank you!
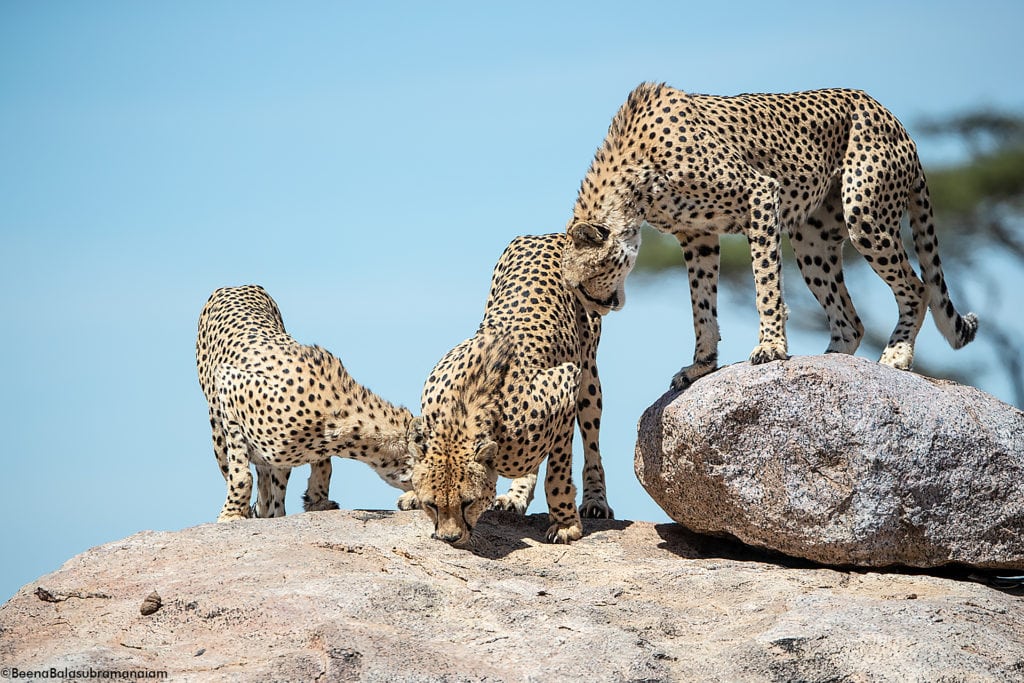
[2,1,1022,602]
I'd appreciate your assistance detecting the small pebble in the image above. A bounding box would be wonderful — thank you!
[140,591,162,616]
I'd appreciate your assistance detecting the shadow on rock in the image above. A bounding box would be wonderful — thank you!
[655,522,1024,595]
[654,523,822,568]
[467,511,634,559]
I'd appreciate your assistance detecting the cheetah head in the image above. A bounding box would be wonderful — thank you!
[407,333,510,548]
[562,220,641,315]
[407,417,499,548]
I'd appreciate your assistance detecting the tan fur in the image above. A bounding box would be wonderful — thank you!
[564,82,978,389]
[196,285,416,521]
[410,234,612,546]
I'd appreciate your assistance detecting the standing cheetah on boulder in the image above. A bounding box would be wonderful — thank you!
[406,234,612,546]
[561,82,978,389]
[196,285,417,521]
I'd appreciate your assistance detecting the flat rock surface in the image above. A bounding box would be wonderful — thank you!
[2,509,1023,682]
[636,354,1024,569]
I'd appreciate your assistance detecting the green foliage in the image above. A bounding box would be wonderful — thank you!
[635,226,752,280]
[918,111,1024,156]
[634,226,683,272]
[928,147,1024,216]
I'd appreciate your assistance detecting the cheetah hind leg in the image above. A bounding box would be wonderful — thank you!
[217,423,255,522]
[493,471,538,515]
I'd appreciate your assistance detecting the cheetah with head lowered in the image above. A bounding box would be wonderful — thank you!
[406,233,612,547]
[562,82,978,389]
[196,285,417,521]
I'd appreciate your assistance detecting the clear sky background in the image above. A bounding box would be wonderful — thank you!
[2,1,1022,602]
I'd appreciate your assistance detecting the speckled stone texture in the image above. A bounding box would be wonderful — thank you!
[3,510,1024,681]
[635,354,1024,569]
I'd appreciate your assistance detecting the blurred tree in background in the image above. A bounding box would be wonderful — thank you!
[633,111,1024,406]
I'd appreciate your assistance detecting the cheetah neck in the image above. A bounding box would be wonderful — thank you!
[573,158,650,232]
[573,82,676,232]
[317,354,416,486]
[323,390,415,450]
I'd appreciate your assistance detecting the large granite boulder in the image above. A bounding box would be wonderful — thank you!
[635,354,1024,569]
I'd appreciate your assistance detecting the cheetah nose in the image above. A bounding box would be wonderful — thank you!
[433,530,466,545]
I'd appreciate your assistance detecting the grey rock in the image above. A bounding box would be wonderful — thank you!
[636,354,1024,569]
[2,509,1023,681]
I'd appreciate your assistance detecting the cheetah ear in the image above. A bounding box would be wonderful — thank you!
[475,440,498,467]
[568,221,610,248]
[407,417,427,460]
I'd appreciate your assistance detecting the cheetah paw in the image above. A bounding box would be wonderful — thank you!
[396,491,420,510]
[580,499,614,519]
[879,342,914,370]
[545,521,582,544]
[216,510,250,523]
[748,342,788,365]
[670,361,717,391]
[303,498,340,513]
[493,494,529,515]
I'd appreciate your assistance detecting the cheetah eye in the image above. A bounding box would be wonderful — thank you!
[422,501,438,517]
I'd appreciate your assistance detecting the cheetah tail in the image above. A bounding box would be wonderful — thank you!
[908,165,979,349]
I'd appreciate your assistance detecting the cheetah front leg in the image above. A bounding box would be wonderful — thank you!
[671,233,722,390]
[396,490,421,510]
[254,464,291,518]
[543,422,582,544]
[302,459,341,512]
[790,191,864,355]
[493,471,538,515]
[576,320,612,519]
[535,363,585,544]
[745,177,789,366]
[505,362,584,542]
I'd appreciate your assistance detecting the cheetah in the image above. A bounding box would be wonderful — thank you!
[196,285,418,521]
[561,82,978,390]
[406,234,612,546]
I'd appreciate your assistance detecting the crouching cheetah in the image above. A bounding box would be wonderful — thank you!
[562,82,978,390]
[406,234,612,546]
[196,285,417,521]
